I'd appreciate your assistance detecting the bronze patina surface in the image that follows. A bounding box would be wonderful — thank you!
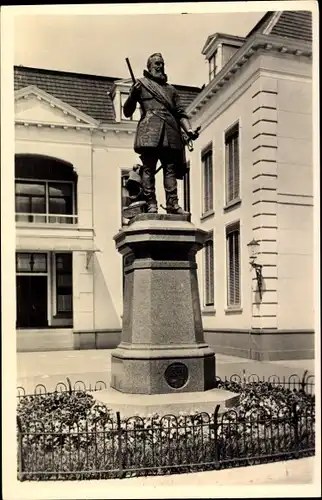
[124,53,199,215]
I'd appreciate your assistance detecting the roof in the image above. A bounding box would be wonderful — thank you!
[246,10,312,42]
[14,66,118,122]
[14,66,201,123]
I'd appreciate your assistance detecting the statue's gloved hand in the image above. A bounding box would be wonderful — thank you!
[187,127,200,141]
[130,81,142,97]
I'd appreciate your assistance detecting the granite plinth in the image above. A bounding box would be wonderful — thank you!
[91,386,240,418]
[112,214,216,395]
[111,346,216,394]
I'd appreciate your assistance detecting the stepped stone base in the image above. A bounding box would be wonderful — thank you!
[92,386,239,418]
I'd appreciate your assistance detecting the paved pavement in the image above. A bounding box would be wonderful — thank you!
[6,457,319,499]
[17,349,315,394]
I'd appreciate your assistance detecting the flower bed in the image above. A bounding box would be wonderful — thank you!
[17,379,315,480]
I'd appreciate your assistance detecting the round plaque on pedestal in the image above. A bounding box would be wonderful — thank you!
[165,362,188,389]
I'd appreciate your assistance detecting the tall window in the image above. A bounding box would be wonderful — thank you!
[15,155,78,224]
[204,232,214,307]
[226,223,240,307]
[202,146,213,215]
[225,124,240,204]
[208,52,217,81]
[121,92,141,121]
[55,253,73,315]
[15,180,76,224]
[183,161,190,213]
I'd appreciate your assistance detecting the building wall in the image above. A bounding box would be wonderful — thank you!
[15,125,96,350]
[92,132,136,332]
[190,85,254,331]
[74,127,185,349]
[14,49,313,359]
[188,50,314,359]
[15,117,185,351]
[276,74,313,331]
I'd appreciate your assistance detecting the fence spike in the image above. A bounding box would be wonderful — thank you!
[66,377,72,395]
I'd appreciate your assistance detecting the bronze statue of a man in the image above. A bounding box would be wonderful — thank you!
[123,53,199,214]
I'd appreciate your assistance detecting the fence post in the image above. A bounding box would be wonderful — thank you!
[213,405,221,470]
[116,412,124,479]
[17,416,25,482]
[292,402,300,459]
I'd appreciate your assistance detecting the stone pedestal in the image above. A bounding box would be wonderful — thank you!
[110,213,217,395]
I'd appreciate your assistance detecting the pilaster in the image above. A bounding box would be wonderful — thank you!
[251,76,279,330]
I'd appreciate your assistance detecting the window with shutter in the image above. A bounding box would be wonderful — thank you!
[183,161,191,213]
[225,124,240,204]
[55,253,73,315]
[204,232,214,307]
[201,146,213,215]
[226,224,240,307]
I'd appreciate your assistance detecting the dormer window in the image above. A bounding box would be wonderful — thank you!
[111,79,142,123]
[208,52,218,81]
[120,92,141,121]
[202,33,245,83]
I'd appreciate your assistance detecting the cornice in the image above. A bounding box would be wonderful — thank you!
[15,119,137,135]
[187,33,312,117]
[15,120,96,131]
[15,120,138,136]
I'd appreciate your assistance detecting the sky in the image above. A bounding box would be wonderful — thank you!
[13,10,264,88]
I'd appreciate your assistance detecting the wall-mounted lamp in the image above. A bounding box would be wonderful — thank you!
[247,239,263,300]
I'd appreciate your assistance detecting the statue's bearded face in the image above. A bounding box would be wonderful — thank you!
[149,57,165,77]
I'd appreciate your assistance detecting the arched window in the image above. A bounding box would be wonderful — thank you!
[15,155,78,224]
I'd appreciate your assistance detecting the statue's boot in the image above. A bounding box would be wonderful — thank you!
[147,203,158,214]
[167,204,187,215]
[141,160,158,214]
[165,187,188,215]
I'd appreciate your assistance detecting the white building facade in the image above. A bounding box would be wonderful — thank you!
[14,70,197,351]
[187,10,314,360]
[14,10,315,359]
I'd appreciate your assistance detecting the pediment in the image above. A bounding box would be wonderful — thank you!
[15,86,99,128]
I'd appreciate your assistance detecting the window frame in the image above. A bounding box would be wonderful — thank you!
[203,231,215,308]
[225,123,240,206]
[15,178,77,225]
[183,161,191,213]
[201,144,214,217]
[121,169,131,226]
[16,252,48,274]
[55,253,73,316]
[208,51,217,81]
[226,222,241,308]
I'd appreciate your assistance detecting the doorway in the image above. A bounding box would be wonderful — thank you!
[16,275,48,328]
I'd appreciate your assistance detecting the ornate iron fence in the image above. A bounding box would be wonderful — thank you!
[16,372,315,481]
[17,402,315,481]
[16,378,108,399]
[16,371,315,399]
